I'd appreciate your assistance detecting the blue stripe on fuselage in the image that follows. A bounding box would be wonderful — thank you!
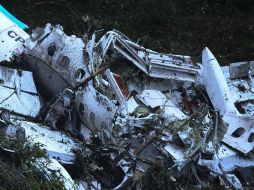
[0,4,28,29]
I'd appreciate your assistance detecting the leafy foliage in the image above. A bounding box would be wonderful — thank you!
[0,135,65,190]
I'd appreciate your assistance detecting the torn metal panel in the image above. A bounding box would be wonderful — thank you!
[136,90,186,120]
[164,143,189,170]
[113,90,187,137]
[124,135,163,176]
[222,62,254,116]
[227,79,254,103]
[119,97,139,115]
[0,66,40,117]
[228,61,254,80]
[199,144,254,174]
[12,120,78,163]
[93,31,200,82]
[105,69,127,104]
[222,114,254,154]
[137,90,167,109]
[113,159,133,190]
[0,65,37,93]
[74,139,134,190]
[0,87,39,116]
[136,90,186,122]
[139,51,198,82]
[44,88,74,128]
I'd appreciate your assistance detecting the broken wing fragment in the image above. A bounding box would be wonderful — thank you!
[202,47,237,116]
[0,65,41,117]
[33,157,78,190]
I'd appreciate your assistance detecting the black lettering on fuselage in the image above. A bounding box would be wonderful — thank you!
[7,30,25,43]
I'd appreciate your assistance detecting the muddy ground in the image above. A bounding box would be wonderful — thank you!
[2,0,254,64]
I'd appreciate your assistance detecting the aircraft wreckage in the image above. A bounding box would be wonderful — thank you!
[0,5,254,190]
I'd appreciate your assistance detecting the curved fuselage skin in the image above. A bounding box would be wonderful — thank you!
[25,25,116,136]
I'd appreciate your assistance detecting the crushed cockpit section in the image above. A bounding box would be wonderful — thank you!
[1,13,254,189]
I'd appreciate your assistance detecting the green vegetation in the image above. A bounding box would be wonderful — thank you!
[2,0,254,63]
[0,135,65,190]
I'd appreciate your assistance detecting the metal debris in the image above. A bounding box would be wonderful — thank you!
[0,5,254,189]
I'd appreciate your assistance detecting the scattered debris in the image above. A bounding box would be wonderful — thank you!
[1,5,254,190]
